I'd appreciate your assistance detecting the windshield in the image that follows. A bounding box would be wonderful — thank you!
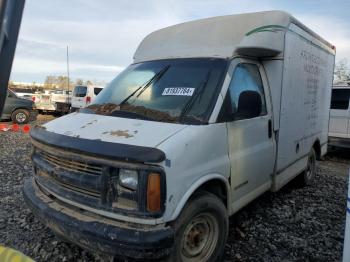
[85,58,228,124]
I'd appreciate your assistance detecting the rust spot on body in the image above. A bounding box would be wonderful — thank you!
[103,130,134,138]
[81,119,98,129]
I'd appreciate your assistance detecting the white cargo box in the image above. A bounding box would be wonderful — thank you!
[135,10,335,188]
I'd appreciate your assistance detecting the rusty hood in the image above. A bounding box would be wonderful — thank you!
[42,112,187,148]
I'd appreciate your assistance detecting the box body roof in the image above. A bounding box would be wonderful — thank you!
[133,11,334,63]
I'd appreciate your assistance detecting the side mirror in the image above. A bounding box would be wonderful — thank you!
[234,90,262,120]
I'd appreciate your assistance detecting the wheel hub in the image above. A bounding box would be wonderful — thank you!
[181,213,219,261]
[185,222,207,255]
[16,113,27,123]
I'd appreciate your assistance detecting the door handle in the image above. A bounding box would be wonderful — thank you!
[268,119,273,138]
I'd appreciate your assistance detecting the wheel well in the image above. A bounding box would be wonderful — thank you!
[11,107,30,115]
[313,140,321,160]
[192,179,228,207]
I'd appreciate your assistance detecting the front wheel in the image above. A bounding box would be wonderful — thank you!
[11,109,29,124]
[168,192,228,262]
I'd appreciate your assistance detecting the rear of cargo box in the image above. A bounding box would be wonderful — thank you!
[274,22,335,189]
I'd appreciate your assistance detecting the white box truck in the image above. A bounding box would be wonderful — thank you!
[23,11,335,261]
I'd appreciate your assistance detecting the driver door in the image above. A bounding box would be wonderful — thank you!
[221,59,276,213]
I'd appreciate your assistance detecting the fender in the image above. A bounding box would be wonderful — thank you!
[12,106,31,114]
[169,173,231,221]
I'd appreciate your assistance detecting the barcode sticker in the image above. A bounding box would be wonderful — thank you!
[162,87,195,96]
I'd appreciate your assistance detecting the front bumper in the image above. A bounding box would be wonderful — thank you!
[23,178,174,259]
[328,136,350,149]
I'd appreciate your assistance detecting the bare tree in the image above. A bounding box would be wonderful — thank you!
[44,75,74,90]
[75,78,84,85]
[44,75,57,89]
[334,59,350,83]
[44,75,97,89]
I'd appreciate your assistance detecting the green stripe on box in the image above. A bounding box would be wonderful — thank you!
[246,25,288,36]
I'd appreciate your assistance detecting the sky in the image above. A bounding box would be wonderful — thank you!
[10,0,350,84]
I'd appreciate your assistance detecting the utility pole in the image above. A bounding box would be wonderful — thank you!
[66,45,70,93]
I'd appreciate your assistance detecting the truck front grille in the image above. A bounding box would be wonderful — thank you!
[41,151,103,176]
[31,139,165,218]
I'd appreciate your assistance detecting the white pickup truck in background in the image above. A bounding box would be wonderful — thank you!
[33,90,71,114]
[32,90,54,112]
[51,90,71,114]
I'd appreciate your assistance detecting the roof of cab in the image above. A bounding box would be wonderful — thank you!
[133,10,334,63]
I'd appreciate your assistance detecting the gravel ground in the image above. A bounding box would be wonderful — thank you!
[0,114,349,262]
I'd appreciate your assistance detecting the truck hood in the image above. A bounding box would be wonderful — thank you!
[43,112,187,148]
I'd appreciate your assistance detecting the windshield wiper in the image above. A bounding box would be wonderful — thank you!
[109,109,155,121]
[179,69,212,122]
[119,65,170,106]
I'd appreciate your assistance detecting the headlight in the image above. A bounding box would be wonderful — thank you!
[119,169,138,190]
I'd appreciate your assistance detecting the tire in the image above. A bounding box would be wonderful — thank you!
[167,192,228,262]
[297,148,316,186]
[11,109,29,124]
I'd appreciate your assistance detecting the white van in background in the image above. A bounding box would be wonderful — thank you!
[71,85,104,111]
[329,85,350,148]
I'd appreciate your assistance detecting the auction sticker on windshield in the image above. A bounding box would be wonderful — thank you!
[162,87,195,96]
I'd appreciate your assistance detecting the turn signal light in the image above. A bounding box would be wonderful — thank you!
[147,173,161,212]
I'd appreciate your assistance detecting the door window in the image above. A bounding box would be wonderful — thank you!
[8,90,16,98]
[331,89,350,110]
[222,63,267,121]
[94,87,103,96]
